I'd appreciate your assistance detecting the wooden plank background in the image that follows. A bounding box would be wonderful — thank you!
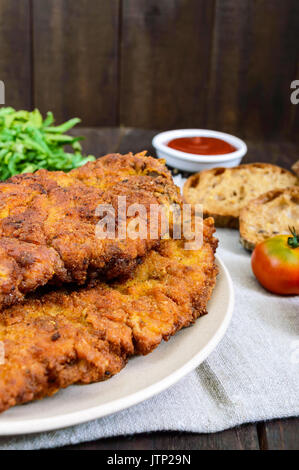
[0,0,32,110]
[32,0,120,126]
[0,0,298,141]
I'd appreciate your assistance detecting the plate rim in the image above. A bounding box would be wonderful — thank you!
[0,255,234,436]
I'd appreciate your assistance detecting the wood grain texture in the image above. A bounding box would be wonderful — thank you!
[258,418,299,450]
[72,128,299,171]
[207,0,299,141]
[243,141,299,170]
[69,127,122,156]
[0,0,32,109]
[32,0,120,126]
[1,1,298,141]
[117,130,299,170]
[100,127,299,170]
[120,0,215,129]
[117,127,157,155]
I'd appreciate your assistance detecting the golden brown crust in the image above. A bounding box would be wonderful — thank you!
[0,218,218,413]
[239,186,299,251]
[239,237,255,252]
[183,163,298,228]
[0,153,181,309]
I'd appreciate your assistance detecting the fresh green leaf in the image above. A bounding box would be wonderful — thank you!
[0,107,95,179]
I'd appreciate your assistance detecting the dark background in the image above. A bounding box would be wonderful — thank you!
[0,1,298,449]
[0,0,298,142]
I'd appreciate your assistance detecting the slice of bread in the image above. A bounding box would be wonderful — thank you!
[239,186,299,251]
[183,163,298,228]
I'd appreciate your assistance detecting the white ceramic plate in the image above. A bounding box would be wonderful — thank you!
[0,255,234,436]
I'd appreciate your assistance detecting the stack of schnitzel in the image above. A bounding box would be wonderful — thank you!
[0,153,180,309]
[0,153,218,413]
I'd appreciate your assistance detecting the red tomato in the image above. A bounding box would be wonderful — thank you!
[251,229,299,295]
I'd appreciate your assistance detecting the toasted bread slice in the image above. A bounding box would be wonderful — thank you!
[183,163,298,228]
[239,186,299,250]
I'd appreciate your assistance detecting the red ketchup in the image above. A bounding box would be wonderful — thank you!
[167,136,236,155]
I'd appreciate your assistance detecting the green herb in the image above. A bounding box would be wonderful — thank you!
[0,107,95,180]
[288,226,299,249]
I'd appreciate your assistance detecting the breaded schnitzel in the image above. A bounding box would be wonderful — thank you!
[0,218,217,413]
[0,153,181,310]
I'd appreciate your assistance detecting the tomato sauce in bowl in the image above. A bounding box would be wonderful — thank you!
[167,136,236,155]
[152,129,247,172]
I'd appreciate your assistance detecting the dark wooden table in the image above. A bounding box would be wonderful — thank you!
[62,128,298,450]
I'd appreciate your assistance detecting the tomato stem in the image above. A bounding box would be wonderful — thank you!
[288,226,299,249]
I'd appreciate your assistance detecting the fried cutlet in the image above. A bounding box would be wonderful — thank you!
[0,152,181,310]
[0,218,217,413]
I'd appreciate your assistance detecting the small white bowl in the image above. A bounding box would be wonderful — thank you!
[152,129,247,172]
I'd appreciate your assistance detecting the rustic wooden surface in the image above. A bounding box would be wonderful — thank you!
[120,0,215,129]
[206,0,299,141]
[1,0,298,140]
[61,127,299,450]
[71,127,299,169]
[0,0,32,109]
[32,0,120,126]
